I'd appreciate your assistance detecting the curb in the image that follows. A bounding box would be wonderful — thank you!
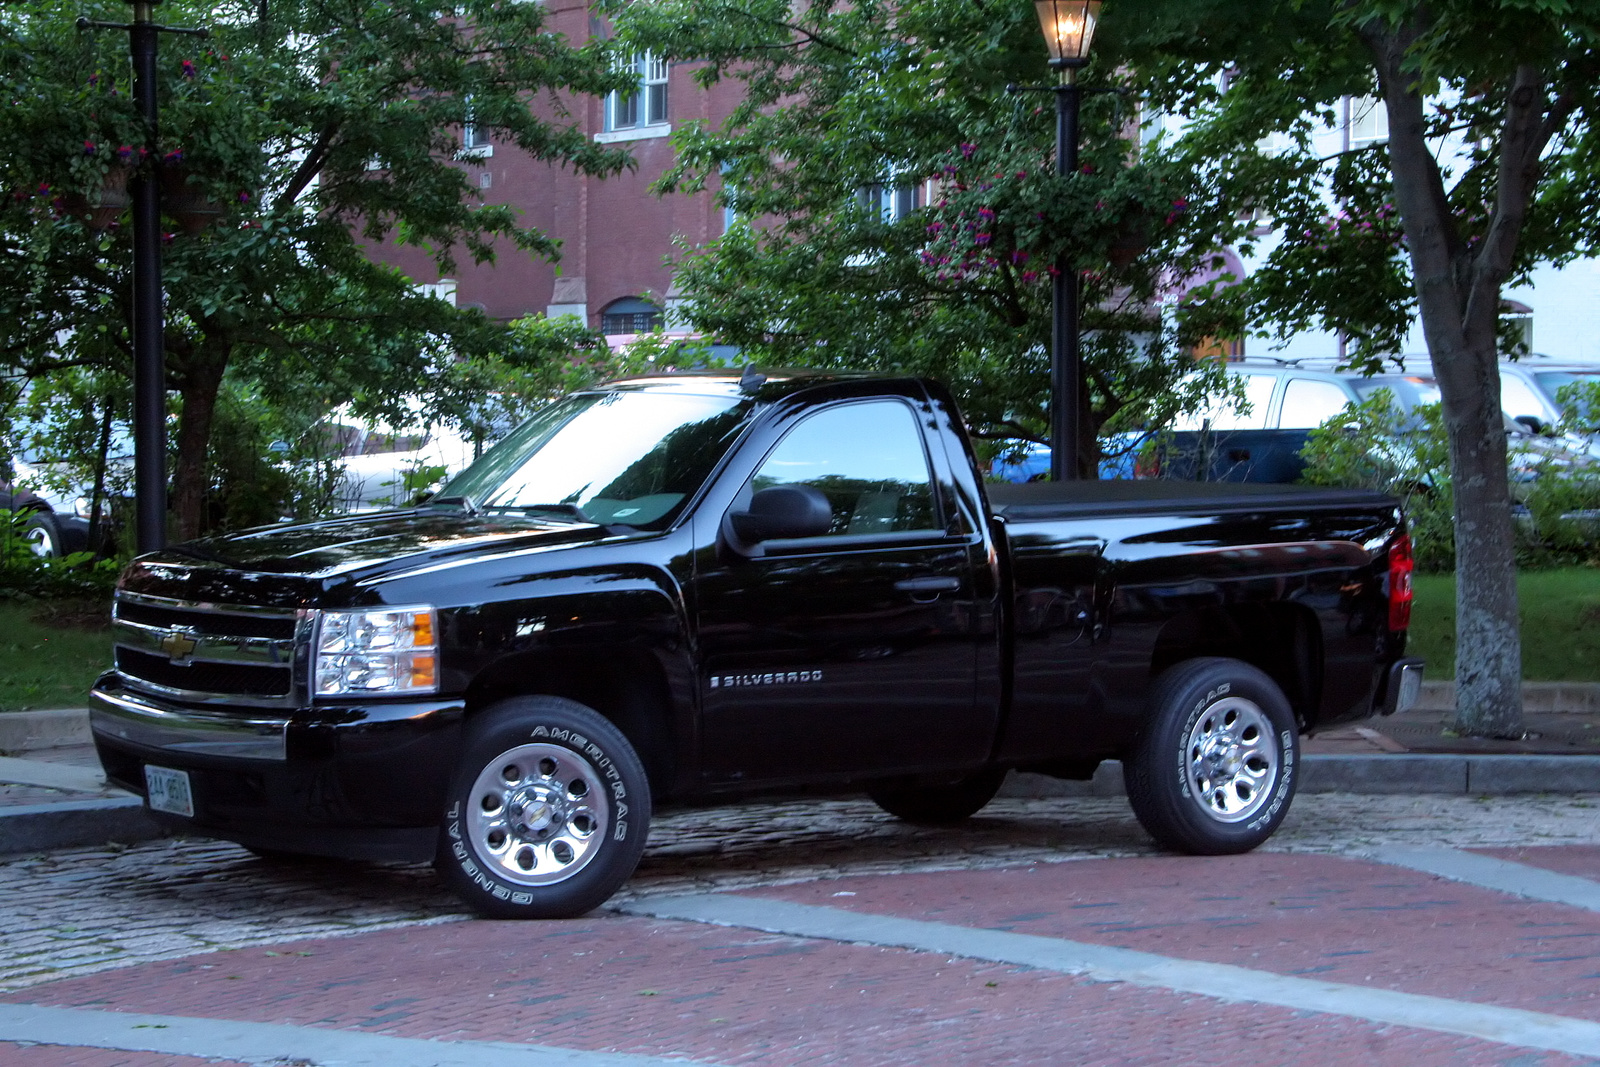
[1001,755,1600,799]
[0,797,169,856]
[0,708,92,753]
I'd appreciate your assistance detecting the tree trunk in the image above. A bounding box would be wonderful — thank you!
[171,338,229,542]
[1367,25,1525,738]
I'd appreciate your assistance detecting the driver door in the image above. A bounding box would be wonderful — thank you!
[693,398,989,785]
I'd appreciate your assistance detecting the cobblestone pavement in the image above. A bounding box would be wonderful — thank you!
[2,791,1597,993]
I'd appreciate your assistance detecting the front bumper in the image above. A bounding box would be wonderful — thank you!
[89,672,465,861]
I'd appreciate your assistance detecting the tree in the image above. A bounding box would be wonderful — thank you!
[0,0,632,539]
[604,0,1246,467]
[1119,0,1600,737]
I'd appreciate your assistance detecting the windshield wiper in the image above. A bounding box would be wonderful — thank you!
[479,502,595,524]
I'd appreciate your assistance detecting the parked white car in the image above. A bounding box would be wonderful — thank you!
[302,405,479,513]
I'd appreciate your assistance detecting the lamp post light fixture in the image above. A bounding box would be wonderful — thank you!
[1033,0,1100,480]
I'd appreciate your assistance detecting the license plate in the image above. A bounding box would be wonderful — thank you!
[144,765,194,818]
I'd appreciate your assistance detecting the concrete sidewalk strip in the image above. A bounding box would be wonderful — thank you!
[1371,845,1600,912]
[0,1003,724,1067]
[621,892,1600,1059]
[0,755,110,794]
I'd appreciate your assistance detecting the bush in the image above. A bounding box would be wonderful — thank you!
[0,509,120,601]
[1299,393,1600,572]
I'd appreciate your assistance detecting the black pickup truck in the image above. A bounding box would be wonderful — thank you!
[90,370,1423,918]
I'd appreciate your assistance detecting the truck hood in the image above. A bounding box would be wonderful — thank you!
[120,510,612,607]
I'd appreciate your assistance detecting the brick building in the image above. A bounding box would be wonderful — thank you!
[378,1,741,339]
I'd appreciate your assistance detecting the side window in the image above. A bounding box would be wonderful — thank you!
[750,400,937,537]
[1500,375,1549,422]
[1173,373,1276,431]
[1278,378,1353,429]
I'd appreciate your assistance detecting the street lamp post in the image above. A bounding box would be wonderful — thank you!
[78,2,207,553]
[1033,0,1100,482]
[129,1,166,554]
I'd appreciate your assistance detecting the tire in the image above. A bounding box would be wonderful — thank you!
[867,768,1006,825]
[1124,657,1299,855]
[437,696,650,919]
[23,512,61,558]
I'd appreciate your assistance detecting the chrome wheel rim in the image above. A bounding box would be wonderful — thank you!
[1184,697,1278,823]
[465,742,610,887]
[23,524,55,558]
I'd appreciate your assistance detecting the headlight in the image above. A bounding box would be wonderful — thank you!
[314,607,438,696]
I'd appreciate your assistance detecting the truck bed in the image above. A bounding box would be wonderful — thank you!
[985,479,1395,521]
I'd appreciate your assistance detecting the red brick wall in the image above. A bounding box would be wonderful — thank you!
[369,0,744,329]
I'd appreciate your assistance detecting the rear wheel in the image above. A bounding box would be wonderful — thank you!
[437,696,650,919]
[1124,658,1299,855]
[867,769,1006,825]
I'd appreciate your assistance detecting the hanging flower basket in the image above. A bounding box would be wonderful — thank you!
[160,164,223,234]
[60,167,131,230]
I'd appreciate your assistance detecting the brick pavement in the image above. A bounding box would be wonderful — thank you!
[741,853,1600,1020]
[1476,846,1600,880]
[5,910,1591,1067]
[1,792,1599,1065]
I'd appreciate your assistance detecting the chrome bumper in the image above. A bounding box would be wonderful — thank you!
[90,679,289,761]
[1382,657,1426,716]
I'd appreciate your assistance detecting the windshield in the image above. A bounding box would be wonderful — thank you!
[437,389,752,530]
[1535,371,1600,413]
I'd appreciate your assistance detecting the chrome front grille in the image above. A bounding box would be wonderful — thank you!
[112,591,309,708]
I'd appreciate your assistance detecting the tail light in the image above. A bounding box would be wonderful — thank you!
[1134,447,1162,479]
[1387,533,1414,631]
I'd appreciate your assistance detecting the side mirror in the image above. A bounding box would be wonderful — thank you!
[1513,414,1548,436]
[729,485,832,544]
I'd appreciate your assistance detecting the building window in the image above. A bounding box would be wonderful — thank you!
[601,297,664,335]
[856,177,922,222]
[460,95,492,157]
[606,53,668,133]
[1348,95,1388,148]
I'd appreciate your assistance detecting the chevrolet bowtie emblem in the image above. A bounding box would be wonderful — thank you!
[159,629,199,665]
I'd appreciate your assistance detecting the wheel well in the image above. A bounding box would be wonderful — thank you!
[463,647,676,795]
[1149,602,1321,729]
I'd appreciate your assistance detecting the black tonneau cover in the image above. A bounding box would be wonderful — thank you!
[986,479,1395,521]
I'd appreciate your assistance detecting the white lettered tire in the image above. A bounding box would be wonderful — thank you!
[437,696,651,919]
[1124,657,1299,855]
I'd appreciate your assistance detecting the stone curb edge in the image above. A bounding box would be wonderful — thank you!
[1,756,1595,858]
[1003,755,1600,799]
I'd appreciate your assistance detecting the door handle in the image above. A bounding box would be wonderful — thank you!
[894,576,961,596]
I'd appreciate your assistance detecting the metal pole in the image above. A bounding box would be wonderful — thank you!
[1050,68,1082,481]
[129,1,167,552]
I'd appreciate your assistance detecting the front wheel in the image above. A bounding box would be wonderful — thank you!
[1124,658,1299,855]
[437,696,650,919]
[23,512,61,558]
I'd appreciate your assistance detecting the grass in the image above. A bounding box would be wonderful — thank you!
[0,599,114,712]
[1409,566,1600,681]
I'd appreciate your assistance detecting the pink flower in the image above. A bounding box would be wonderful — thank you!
[83,140,97,156]
[181,59,196,79]
[959,143,977,158]
[163,149,183,163]
[116,145,134,161]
